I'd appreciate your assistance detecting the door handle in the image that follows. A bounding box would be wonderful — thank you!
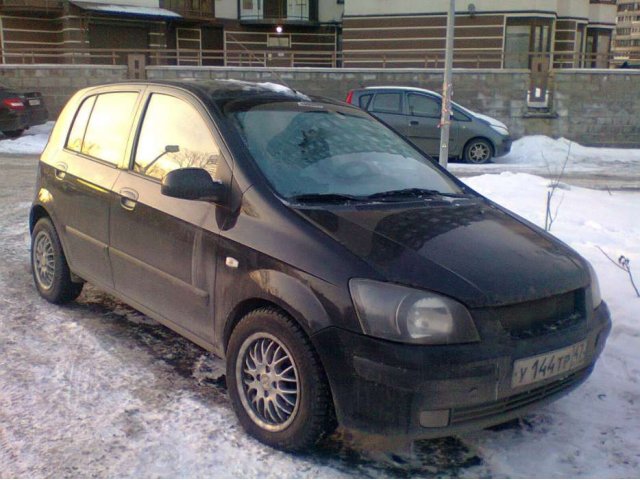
[54,162,67,180]
[410,120,420,126]
[119,188,138,211]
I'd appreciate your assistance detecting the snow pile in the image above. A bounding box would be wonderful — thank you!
[499,136,640,171]
[0,121,54,155]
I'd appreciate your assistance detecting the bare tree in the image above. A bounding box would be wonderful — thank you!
[597,247,640,298]
[543,141,572,232]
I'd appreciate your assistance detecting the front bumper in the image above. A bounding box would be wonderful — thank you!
[494,136,512,157]
[313,302,611,438]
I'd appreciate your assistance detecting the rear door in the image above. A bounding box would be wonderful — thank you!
[367,90,407,135]
[47,88,142,288]
[109,88,227,344]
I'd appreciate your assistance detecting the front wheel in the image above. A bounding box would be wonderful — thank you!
[464,138,493,164]
[31,217,83,304]
[226,308,335,452]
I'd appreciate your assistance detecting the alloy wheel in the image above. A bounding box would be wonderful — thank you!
[33,230,55,290]
[468,142,491,163]
[236,332,300,432]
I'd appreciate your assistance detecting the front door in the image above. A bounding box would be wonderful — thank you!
[109,90,226,344]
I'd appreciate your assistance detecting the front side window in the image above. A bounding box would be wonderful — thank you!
[134,94,221,181]
[81,92,139,165]
[371,93,402,114]
[407,93,440,117]
[66,95,96,153]
[224,101,461,200]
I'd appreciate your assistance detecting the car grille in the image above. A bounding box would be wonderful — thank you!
[450,367,590,425]
[495,289,586,339]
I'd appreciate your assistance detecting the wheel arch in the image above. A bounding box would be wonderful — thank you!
[29,204,52,233]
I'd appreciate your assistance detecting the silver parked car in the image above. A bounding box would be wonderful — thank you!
[346,86,512,164]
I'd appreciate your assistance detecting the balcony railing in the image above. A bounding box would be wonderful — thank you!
[239,0,317,23]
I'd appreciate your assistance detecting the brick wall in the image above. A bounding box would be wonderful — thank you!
[1,64,639,148]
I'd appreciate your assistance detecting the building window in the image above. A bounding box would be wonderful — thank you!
[504,18,553,69]
[586,28,612,68]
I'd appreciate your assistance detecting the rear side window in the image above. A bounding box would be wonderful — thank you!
[133,93,221,181]
[66,96,96,153]
[371,93,402,114]
[81,92,139,165]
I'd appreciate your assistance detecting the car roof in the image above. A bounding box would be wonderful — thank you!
[363,86,443,98]
[83,79,345,107]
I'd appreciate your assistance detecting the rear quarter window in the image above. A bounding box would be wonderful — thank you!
[358,93,373,109]
[66,96,96,153]
[78,92,139,165]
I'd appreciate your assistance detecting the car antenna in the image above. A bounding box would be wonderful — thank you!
[224,31,301,95]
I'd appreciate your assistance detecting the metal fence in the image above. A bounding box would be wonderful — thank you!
[0,48,637,70]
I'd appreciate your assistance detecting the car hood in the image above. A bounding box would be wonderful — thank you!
[296,199,588,308]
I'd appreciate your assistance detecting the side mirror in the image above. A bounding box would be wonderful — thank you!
[161,168,225,203]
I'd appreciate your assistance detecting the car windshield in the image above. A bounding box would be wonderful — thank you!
[224,100,463,202]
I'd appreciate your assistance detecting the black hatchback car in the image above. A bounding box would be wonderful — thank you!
[30,80,611,452]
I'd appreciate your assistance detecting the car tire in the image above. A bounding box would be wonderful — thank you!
[31,217,83,304]
[3,129,25,139]
[226,307,335,452]
[464,138,493,164]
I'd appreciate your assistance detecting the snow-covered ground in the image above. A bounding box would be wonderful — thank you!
[0,150,639,476]
[450,136,640,184]
[0,122,53,155]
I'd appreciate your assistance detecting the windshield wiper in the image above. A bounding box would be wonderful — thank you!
[288,193,368,204]
[366,188,470,201]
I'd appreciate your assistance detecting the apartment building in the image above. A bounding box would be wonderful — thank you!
[342,0,617,68]
[0,0,342,66]
[0,0,617,68]
[614,0,640,62]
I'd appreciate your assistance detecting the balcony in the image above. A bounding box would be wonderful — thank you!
[160,0,215,19]
[239,0,318,25]
[0,0,63,14]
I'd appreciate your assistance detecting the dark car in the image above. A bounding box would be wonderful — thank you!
[0,86,48,138]
[30,80,610,452]
[347,86,512,164]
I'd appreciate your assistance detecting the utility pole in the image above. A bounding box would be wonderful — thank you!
[438,0,456,168]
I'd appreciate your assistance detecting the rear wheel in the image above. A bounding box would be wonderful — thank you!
[3,129,24,138]
[464,138,493,164]
[31,217,83,304]
[226,308,335,452]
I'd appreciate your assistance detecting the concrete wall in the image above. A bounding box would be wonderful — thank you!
[0,64,638,148]
[147,66,640,147]
[0,65,128,117]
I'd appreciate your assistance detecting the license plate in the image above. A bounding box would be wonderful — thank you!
[511,340,587,388]
[28,99,41,106]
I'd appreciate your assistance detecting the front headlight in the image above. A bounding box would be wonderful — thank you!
[586,261,602,309]
[490,125,510,137]
[349,279,480,345]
